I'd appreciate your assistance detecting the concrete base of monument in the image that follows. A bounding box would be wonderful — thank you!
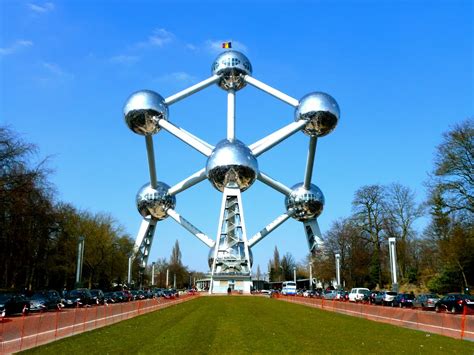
[210,274,252,294]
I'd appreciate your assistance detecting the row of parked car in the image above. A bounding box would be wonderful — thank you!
[0,287,183,317]
[331,287,474,314]
[281,287,474,314]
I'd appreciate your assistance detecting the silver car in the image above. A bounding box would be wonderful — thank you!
[413,293,440,310]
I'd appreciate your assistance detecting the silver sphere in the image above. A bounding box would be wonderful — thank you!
[295,92,339,137]
[136,182,175,220]
[124,90,168,135]
[208,245,253,269]
[285,183,325,221]
[206,139,258,192]
[211,50,252,91]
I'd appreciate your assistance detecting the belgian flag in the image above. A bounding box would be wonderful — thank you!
[222,42,232,49]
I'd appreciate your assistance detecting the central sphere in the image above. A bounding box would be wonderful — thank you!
[212,50,252,91]
[206,139,258,192]
[285,183,325,221]
[136,182,175,220]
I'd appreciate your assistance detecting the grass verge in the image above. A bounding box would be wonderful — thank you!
[24,296,473,354]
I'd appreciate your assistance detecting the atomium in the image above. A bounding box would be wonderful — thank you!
[124,48,340,294]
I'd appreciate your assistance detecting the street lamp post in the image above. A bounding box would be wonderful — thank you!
[335,253,341,289]
[75,236,85,287]
[128,256,132,285]
[388,238,398,292]
[293,267,296,284]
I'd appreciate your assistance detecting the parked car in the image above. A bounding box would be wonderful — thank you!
[435,293,474,313]
[103,292,117,303]
[393,293,415,308]
[369,291,381,304]
[0,292,30,316]
[90,289,105,305]
[29,290,62,312]
[64,289,94,307]
[374,291,398,306]
[412,293,440,310]
[348,288,371,302]
[121,290,133,302]
[323,290,337,300]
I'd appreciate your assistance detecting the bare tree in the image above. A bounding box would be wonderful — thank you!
[432,119,474,215]
[352,184,386,287]
[384,183,424,279]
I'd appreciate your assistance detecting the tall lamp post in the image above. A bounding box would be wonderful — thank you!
[128,256,132,286]
[75,236,85,287]
[335,253,341,289]
[388,238,398,292]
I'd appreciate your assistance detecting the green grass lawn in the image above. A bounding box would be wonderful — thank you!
[24,296,473,354]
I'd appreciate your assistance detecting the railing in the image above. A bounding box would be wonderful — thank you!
[0,294,199,353]
[272,294,474,341]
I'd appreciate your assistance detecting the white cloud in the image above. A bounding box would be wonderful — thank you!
[155,71,197,84]
[42,62,74,80]
[138,28,175,48]
[0,40,33,56]
[205,40,248,53]
[110,55,140,64]
[28,2,55,13]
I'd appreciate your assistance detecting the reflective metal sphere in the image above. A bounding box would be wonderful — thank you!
[285,183,325,221]
[136,182,175,220]
[206,139,258,192]
[124,90,168,135]
[211,50,252,91]
[295,92,339,137]
[208,245,253,269]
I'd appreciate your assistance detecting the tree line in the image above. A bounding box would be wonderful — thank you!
[0,126,196,291]
[268,119,473,294]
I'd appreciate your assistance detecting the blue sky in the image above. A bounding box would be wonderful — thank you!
[1,0,472,274]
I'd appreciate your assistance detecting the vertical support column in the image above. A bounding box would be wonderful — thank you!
[303,137,317,189]
[309,262,313,291]
[388,237,398,292]
[227,89,236,141]
[335,253,341,289]
[166,269,169,288]
[293,267,296,284]
[145,136,157,189]
[75,236,85,286]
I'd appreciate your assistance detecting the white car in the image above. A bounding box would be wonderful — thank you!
[349,288,370,302]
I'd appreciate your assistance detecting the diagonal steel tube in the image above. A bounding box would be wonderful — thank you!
[158,119,213,156]
[250,119,307,156]
[164,75,220,106]
[244,75,299,107]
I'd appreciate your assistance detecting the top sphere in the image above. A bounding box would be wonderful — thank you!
[295,92,340,137]
[211,50,252,91]
[124,90,168,136]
